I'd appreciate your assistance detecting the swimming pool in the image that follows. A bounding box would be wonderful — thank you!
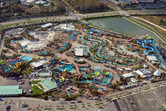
[21,56,33,62]
[78,71,113,85]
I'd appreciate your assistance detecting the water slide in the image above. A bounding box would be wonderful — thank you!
[3,64,11,72]
[5,61,27,69]
[137,39,166,69]
[137,39,154,55]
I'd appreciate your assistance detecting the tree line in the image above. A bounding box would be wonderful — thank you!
[0,0,66,22]
[65,0,110,13]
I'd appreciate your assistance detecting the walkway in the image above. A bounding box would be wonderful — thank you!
[59,53,80,75]
[82,58,119,83]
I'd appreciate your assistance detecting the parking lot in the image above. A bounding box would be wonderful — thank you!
[104,86,166,111]
[0,76,31,94]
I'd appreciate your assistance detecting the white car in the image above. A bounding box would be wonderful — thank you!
[23,90,26,94]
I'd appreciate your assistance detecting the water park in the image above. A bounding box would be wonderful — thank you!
[0,21,165,102]
[0,56,32,72]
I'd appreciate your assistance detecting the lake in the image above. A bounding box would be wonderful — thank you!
[88,17,161,41]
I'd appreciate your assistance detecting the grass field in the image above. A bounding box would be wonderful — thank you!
[138,16,166,29]
[38,84,44,89]
[135,16,166,38]
[31,80,41,84]
[32,85,44,95]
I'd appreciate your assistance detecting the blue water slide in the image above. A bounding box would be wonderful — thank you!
[137,39,166,69]
[137,39,154,56]
[3,64,11,72]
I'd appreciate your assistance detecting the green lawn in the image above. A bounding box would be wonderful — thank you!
[31,80,41,84]
[31,85,44,95]
[56,108,65,110]
[44,107,52,110]
[38,84,44,89]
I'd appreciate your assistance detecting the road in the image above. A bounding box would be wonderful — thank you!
[0,80,166,111]
[0,10,166,26]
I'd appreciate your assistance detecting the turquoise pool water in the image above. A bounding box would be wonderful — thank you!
[21,56,33,62]
[80,36,134,66]
[78,71,113,85]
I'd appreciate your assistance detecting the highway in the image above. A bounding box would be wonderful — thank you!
[0,10,166,26]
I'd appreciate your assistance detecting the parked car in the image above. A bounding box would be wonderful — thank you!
[19,76,23,78]
[93,96,99,100]
[6,105,11,110]
[29,89,32,93]
[12,77,16,80]
[23,90,26,94]
[22,104,29,108]
[77,101,82,103]
[70,101,75,104]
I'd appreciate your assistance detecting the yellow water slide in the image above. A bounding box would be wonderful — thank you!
[5,61,27,69]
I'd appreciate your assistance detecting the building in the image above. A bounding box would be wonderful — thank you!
[74,48,88,57]
[110,0,120,5]
[124,68,132,71]
[153,70,162,76]
[11,35,23,40]
[41,23,53,28]
[134,68,151,78]
[35,0,46,5]
[147,56,158,64]
[30,60,49,69]
[41,79,58,92]
[39,72,51,78]
[130,78,137,83]
[138,0,154,3]
[122,73,134,78]
[119,0,132,5]
[0,85,22,96]
[60,24,75,31]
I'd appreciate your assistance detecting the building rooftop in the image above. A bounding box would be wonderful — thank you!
[139,0,154,2]
[40,72,51,77]
[134,68,151,78]
[130,78,137,83]
[147,56,158,61]
[74,48,87,56]
[41,23,53,28]
[41,79,57,91]
[122,73,134,78]
[0,85,22,95]
[31,60,49,68]
[153,70,162,76]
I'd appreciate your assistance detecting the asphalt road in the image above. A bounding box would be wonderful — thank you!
[0,10,166,26]
[0,82,166,111]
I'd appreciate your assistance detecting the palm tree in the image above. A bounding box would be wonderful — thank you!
[4,100,7,106]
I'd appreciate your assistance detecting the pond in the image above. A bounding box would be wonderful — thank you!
[88,17,161,41]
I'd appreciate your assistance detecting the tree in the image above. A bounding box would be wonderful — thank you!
[112,83,117,89]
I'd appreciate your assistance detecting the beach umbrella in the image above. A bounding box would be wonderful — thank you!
[62,77,65,81]
[118,75,121,78]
